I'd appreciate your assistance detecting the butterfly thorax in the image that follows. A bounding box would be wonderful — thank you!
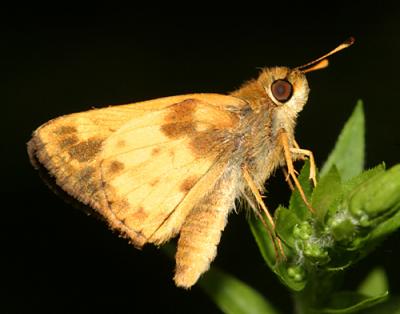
[231,70,306,190]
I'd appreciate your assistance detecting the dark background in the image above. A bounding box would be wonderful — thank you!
[3,3,400,314]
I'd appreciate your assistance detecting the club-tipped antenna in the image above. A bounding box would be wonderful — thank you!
[297,37,355,73]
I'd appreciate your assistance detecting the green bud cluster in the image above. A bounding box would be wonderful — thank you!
[248,102,399,313]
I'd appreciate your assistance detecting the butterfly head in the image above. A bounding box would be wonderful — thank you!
[259,37,355,115]
[259,66,310,114]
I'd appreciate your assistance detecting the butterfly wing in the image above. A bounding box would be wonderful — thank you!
[28,94,246,247]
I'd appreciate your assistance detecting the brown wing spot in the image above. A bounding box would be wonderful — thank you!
[152,147,161,156]
[161,98,236,156]
[75,166,98,195]
[165,99,197,122]
[108,160,125,174]
[161,99,197,139]
[161,122,196,138]
[76,166,96,182]
[54,125,77,135]
[189,130,227,156]
[59,135,79,149]
[116,139,126,148]
[69,137,104,162]
[180,175,198,193]
[149,178,160,186]
[131,206,148,222]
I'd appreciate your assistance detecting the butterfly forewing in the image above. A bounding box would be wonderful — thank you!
[29,94,245,246]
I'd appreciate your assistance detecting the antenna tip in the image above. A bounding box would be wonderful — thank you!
[345,36,356,46]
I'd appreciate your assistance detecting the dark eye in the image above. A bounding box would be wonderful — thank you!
[271,79,293,103]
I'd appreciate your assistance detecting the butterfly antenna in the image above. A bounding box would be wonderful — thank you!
[297,37,355,73]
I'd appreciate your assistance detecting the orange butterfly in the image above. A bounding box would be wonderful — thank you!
[28,38,354,288]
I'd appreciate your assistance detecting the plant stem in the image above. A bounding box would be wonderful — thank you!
[293,270,342,314]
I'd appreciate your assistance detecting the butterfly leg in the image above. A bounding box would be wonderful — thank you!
[291,139,317,186]
[282,168,295,191]
[279,132,314,213]
[242,166,285,261]
[290,147,317,186]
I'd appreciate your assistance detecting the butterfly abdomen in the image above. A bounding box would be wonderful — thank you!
[174,169,240,288]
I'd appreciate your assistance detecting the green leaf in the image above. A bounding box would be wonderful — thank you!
[248,213,307,291]
[349,165,400,219]
[199,267,280,314]
[317,290,388,313]
[163,242,282,313]
[289,160,313,221]
[343,164,385,193]
[275,205,301,248]
[362,296,400,314]
[369,207,400,242]
[311,166,342,223]
[248,213,277,270]
[320,100,365,181]
[357,267,388,297]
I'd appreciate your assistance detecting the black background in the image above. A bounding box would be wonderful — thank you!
[3,3,400,314]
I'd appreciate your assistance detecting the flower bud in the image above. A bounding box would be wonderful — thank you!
[293,222,313,240]
[287,266,306,282]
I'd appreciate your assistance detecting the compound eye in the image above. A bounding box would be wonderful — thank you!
[271,79,293,103]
